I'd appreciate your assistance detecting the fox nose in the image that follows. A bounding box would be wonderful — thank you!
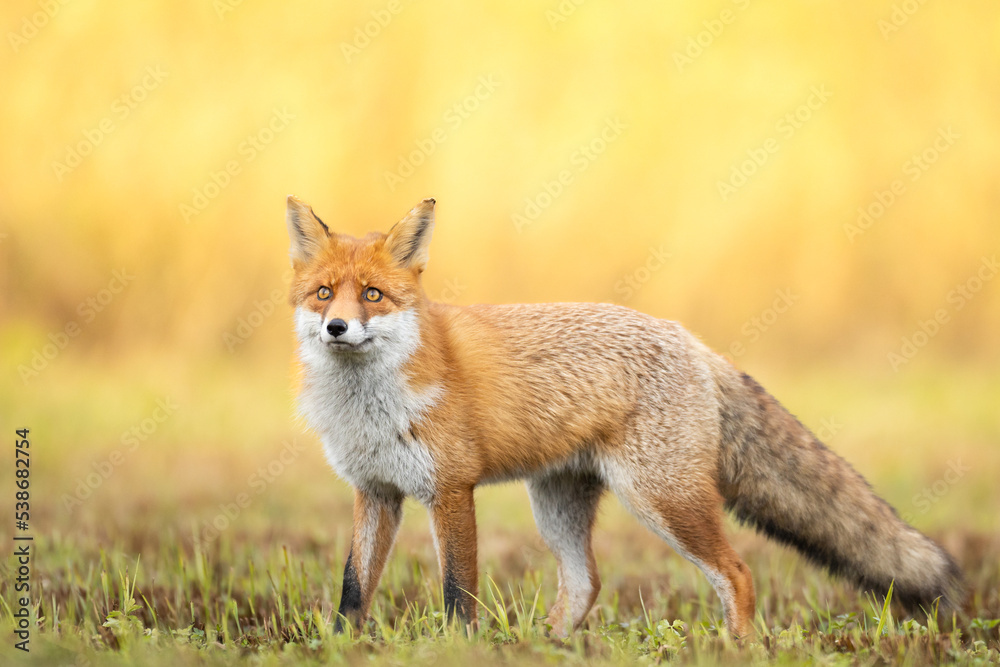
[326,319,348,338]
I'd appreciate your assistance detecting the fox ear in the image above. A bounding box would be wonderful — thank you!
[286,195,330,265]
[385,198,435,272]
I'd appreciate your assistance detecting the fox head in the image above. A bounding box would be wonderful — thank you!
[286,195,435,359]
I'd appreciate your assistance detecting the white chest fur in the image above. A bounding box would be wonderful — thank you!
[295,308,440,504]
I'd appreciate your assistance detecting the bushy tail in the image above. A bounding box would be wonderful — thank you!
[710,358,964,613]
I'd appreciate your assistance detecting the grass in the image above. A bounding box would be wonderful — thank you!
[1,356,999,665]
[2,525,999,666]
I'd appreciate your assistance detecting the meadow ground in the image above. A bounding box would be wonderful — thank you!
[2,356,999,666]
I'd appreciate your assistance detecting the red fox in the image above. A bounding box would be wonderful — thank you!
[285,195,963,637]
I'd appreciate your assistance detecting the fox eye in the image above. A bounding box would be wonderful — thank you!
[364,287,383,302]
[317,286,331,300]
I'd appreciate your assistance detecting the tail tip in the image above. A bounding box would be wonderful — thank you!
[896,551,966,617]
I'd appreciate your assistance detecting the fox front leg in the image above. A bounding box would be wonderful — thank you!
[429,486,479,625]
[334,487,403,631]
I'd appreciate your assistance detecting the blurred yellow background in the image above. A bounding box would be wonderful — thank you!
[1,1,998,540]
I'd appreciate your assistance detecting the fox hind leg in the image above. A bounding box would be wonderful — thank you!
[527,469,604,636]
[613,479,756,638]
